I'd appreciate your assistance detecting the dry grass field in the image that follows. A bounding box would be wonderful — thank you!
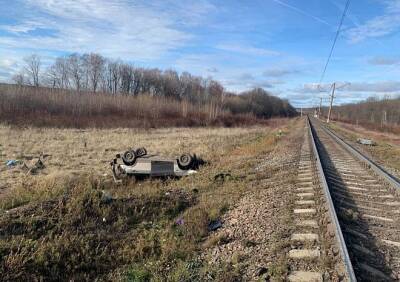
[0,125,266,196]
[0,118,302,281]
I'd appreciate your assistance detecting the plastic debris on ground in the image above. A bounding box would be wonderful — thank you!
[208,219,222,231]
[100,190,113,204]
[175,218,184,225]
[6,160,19,167]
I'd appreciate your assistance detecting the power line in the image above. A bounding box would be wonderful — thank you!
[319,0,351,85]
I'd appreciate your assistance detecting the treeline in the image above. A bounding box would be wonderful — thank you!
[226,88,296,118]
[326,96,400,133]
[14,53,225,104]
[0,53,296,128]
[0,84,295,128]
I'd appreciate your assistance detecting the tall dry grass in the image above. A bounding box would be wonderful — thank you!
[0,84,264,128]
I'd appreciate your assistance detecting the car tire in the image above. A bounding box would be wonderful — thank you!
[136,147,147,157]
[122,150,136,166]
[178,153,193,170]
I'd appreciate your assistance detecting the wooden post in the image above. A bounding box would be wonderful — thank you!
[381,110,387,127]
[318,97,322,118]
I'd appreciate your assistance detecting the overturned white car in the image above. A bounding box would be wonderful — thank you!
[111,147,202,183]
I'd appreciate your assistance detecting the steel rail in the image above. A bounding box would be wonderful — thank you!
[315,118,400,191]
[307,116,357,282]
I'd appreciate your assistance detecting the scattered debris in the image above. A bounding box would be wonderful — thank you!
[276,129,284,137]
[5,154,48,173]
[21,157,45,175]
[164,189,195,205]
[208,219,222,231]
[175,218,185,226]
[357,138,377,146]
[213,173,245,183]
[255,266,269,277]
[6,159,19,168]
[100,190,113,204]
[214,173,232,183]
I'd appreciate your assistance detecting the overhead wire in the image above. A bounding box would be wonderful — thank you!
[318,0,351,85]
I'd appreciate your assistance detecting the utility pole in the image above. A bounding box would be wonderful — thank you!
[318,97,322,118]
[300,107,303,117]
[381,110,387,127]
[327,82,336,123]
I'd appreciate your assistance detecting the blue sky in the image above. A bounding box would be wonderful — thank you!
[1,0,400,107]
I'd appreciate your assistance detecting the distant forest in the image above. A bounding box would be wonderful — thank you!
[0,53,296,128]
[324,96,400,133]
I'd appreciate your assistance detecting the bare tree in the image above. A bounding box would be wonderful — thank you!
[144,69,163,96]
[207,80,224,119]
[120,63,134,94]
[331,95,400,128]
[24,54,41,87]
[14,53,298,120]
[106,60,121,94]
[162,70,180,99]
[12,73,26,85]
[45,64,58,88]
[81,53,90,91]
[132,68,142,96]
[54,57,70,89]
[179,72,192,99]
[67,54,84,92]
[86,53,105,93]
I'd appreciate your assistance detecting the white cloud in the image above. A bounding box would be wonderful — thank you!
[221,78,274,91]
[0,0,214,61]
[0,57,20,81]
[296,81,400,94]
[173,51,291,93]
[0,58,16,69]
[216,44,280,57]
[206,67,218,73]
[263,68,300,77]
[346,0,400,43]
[346,81,400,92]
[368,56,400,65]
[238,73,255,81]
[0,20,47,34]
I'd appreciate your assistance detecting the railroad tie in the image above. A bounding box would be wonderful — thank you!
[310,117,400,280]
[287,130,322,281]
[288,271,323,282]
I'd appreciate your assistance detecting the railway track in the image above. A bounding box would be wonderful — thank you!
[304,116,400,281]
[287,119,353,281]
